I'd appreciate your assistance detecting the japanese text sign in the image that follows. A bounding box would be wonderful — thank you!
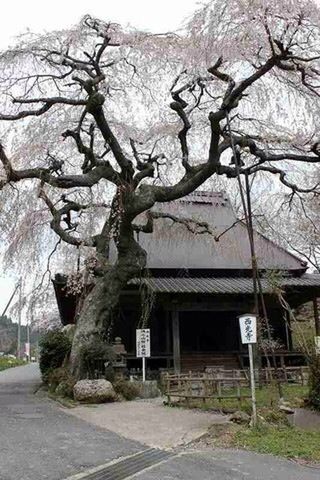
[136,329,151,358]
[239,314,257,344]
[25,342,30,356]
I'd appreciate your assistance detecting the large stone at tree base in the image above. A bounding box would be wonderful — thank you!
[134,380,161,399]
[73,379,116,403]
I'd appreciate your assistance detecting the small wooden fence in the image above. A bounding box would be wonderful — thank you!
[162,366,309,405]
[255,366,309,386]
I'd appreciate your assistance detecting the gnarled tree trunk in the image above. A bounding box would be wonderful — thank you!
[69,231,146,380]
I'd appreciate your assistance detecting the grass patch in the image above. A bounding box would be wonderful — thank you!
[207,423,320,463]
[175,381,319,463]
[233,425,320,462]
[174,384,308,413]
[0,357,25,371]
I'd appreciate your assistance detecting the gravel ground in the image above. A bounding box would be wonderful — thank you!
[65,396,228,449]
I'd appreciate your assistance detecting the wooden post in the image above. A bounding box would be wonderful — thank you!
[300,366,305,386]
[313,298,320,336]
[284,311,291,351]
[142,357,146,382]
[248,343,257,427]
[217,379,222,402]
[172,308,181,374]
[165,310,171,369]
[236,370,241,405]
[166,374,171,404]
[17,279,22,359]
[280,355,287,383]
[286,310,293,351]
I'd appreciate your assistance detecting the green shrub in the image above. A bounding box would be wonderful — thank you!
[39,330,71,383]
[308,355,320,410]
[0,357,24,371]
[79,339,116,379]
[55,376,76,398]
[113,379,140,401]
[47,367,66,391]
[47,366,76,398]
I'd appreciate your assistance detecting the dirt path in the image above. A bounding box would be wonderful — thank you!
[65,397,228,449]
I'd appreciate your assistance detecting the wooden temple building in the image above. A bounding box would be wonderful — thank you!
[53,191,320,373]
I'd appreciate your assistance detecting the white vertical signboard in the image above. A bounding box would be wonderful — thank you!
[25,342,30,359]
[136,329,151,382]
[239,314,257,426]
[239,315,257,344]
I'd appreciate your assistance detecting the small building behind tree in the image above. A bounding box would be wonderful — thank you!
[53,191,320,373]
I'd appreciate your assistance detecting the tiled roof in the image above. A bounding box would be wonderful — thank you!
[109,191,306,271]
[131,274,320,294]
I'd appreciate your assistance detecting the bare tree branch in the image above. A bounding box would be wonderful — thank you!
[38,186,100,247]
[133,210,216,236]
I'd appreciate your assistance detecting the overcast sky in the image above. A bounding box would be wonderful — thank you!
[0,0,199,49]
[0,0,201,318]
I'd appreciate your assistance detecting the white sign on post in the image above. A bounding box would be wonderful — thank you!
[136,329,151,382]
[136,329,151,358]
[25,342,30,358]
[239,313,257,426]
[315,336,320,355]
[239,314,257,344]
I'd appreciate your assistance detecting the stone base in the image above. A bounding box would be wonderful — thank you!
[134,380,160,399]
[73,379,116,403]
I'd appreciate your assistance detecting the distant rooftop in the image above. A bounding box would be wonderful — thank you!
[109,191,307,273]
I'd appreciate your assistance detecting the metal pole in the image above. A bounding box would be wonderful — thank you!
[17,279,22,359]
[244,172,259,315]
[27,321,30,362]
[248,343,257,427]
[142,357,146,382]
[1,283,20,318]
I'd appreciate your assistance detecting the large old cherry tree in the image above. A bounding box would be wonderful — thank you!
[0,0,320,376]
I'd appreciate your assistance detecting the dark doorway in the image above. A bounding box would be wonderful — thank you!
[180,311,239,352]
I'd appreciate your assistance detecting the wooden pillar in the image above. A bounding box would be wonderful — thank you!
[285,310,293,351]
[165,310,171,369]
[172,308,181,374]
[313,298,320,336]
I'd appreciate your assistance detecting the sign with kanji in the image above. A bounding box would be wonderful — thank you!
[315,336,320,355]
[239,314,257,344]
[136,329,151,358]
[25,342,30,356]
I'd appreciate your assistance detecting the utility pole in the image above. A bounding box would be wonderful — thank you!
[1,283,20,318]
[17,278,22,359]
[26,320,30,362]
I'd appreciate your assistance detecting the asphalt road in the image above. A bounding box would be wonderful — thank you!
[0,364,142,480]
[136,448,320,480]
[0,364,318,480]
